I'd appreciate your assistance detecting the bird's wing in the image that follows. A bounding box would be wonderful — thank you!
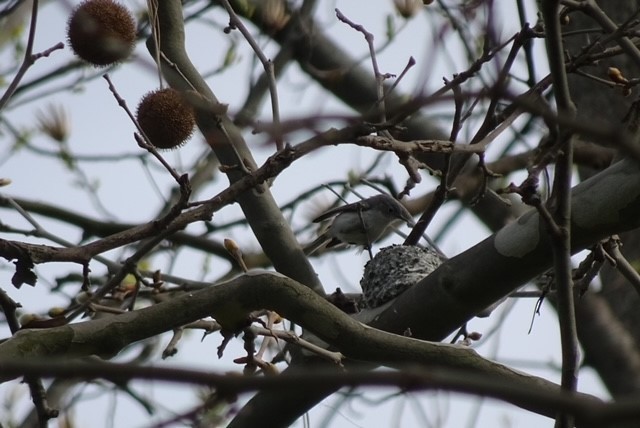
[312,199,371,223]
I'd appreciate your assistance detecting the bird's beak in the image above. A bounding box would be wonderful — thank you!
[401,210,415,227]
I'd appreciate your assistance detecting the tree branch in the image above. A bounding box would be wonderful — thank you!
[149,0,323,294]
[0,272,602,423]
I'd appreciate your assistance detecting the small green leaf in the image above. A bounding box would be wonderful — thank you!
[386,14,396,41]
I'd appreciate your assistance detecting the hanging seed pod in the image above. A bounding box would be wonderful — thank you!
[136,88,196,150]
[67,0,136,66]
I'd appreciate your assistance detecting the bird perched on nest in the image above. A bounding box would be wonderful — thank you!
[304,194,415,257]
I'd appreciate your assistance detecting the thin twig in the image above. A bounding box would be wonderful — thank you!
[102,74,186,184]
[0,0,64,112]
[220,0,284,151]
[335,8,387,123]
[147,0,164,87]
[3,196,120,270]
[249,325,344,365]
[540,2,579,427]
[604,236,640,298]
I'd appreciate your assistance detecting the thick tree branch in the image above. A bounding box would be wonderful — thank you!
[1,360,637,427]
[234,157,640,426]
[149,0,323,294]
[0,272,602,423]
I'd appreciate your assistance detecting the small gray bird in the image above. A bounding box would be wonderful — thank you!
[304,194,414,255]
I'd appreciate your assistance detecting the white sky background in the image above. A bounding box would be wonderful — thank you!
[0,0,609,427]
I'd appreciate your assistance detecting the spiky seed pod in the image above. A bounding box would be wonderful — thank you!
[136,88,196,150]
[67,0,136,66]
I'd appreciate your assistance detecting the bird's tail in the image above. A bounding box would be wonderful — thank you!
[303,233,330,255]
